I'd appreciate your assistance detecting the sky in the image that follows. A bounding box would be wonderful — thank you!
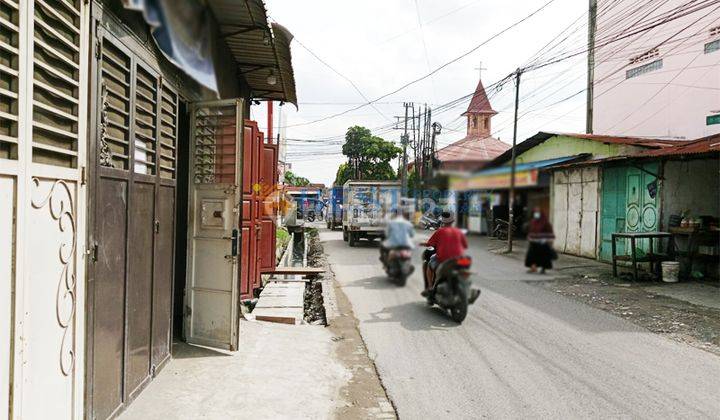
[250,0,589,186]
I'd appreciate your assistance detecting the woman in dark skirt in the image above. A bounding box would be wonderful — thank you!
[525,207,556,273]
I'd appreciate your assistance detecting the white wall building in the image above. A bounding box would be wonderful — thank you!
[593,0,720,139]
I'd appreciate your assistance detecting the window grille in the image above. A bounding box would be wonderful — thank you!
[0,0,19,160]
[99,38,131,169]
[629,48,659,65]
[133,65,157,175]
[32,0,81,167]
[193,104,237,184]
[159,82,177,179]
[626,59,662,79]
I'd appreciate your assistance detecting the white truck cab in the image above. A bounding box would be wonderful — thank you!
[342,180,401,247]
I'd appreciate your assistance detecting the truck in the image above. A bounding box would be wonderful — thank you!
[342,180,401,247]
[325,186,343,230]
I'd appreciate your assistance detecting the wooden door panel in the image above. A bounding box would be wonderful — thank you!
[600,167,627,261]
[240,121,262,298]
[242,125,255,195]
[240,224,253,297]
[258,219,275,272]
[259,142,278,273]
[126,181,155,397]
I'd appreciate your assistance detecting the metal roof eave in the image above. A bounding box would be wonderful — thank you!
[207,0,298,106]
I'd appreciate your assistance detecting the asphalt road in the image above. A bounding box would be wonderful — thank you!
[321,229,720,419]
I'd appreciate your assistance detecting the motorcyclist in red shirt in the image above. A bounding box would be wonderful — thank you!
[420,211,468,297]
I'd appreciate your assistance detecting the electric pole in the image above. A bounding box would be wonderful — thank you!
[586,0,597,134]
[507,69,522,253]
[395,103,411,198]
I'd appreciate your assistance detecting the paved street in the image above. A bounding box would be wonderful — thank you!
[322,229,720,419]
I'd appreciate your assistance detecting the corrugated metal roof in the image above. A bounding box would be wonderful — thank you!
[435,135,510,163]
[548,134,720,169]
[487,131,678,168]
[638,133,720,157]
[207,0,297,106]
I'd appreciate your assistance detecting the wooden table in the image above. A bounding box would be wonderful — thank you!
[669,227,720,278]
[611,232,672,280]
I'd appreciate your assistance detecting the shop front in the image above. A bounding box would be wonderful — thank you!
[0,0,295,418]
[450,156,579,235]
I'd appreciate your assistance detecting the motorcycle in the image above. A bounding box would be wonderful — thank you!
[305,209,316,222]
[423,248,480,323]
[381,247,414,286]
[420,213,441,230]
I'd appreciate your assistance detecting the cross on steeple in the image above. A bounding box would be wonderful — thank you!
[474,61,487,80]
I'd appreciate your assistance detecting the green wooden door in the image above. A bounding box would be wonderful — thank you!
[600,167,627,261]
[600,164,660,261]
[625,163,659,251]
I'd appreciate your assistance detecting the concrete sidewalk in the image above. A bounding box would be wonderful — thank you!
[120,234,395,420]
[120,321,349,420]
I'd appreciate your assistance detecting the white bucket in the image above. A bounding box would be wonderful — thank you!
[661,261,680,283]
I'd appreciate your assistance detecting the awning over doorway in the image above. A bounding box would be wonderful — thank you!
[122,0,297,105]
[450,155,585,191]
[207,0,297,106]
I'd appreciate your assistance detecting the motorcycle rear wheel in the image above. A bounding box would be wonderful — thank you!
[450,288,468,323]
[394,274,407,287]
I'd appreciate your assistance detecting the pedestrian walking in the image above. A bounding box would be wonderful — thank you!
[525,207,556,274]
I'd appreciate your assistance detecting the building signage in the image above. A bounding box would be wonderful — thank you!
[450,169,539,191]
[707,114,720,126]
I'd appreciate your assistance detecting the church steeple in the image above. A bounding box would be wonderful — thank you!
[462,78,497,138]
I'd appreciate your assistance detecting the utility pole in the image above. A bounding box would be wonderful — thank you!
[412,103,420,211]
[586,0,597,134]
[394,103,412,198]
[507,69,522,253]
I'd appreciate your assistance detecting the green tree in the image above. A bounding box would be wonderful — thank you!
[283,170,310,187]
[335,126,401,184]
[334,163,354,186]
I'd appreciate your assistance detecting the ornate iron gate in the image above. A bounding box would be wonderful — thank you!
[0,0,89,417]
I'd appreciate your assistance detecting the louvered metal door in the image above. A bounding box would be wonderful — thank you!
[87,24,178,420]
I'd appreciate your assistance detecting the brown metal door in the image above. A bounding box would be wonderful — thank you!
[152,83,179,371]
[87,25,177,419]
[240,121,261,298]
[259,140,278,273]
[88,30,133,420]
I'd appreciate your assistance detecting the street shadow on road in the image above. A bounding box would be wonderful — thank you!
[365,301,461,331]
[345,275,399,290]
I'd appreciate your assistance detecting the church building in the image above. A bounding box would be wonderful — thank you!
[435,77,510,172]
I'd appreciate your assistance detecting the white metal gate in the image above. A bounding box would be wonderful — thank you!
[0,1,88,418]
[185,99,243,351]
[552,167,600,258]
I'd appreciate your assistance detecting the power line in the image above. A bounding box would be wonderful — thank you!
[280,0,558,129]
[292,37,393,123]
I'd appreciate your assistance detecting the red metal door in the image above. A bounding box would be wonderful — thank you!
[240,121,262,299]
[258,139,278,273]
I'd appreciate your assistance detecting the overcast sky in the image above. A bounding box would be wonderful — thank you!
[251,0,589,186]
